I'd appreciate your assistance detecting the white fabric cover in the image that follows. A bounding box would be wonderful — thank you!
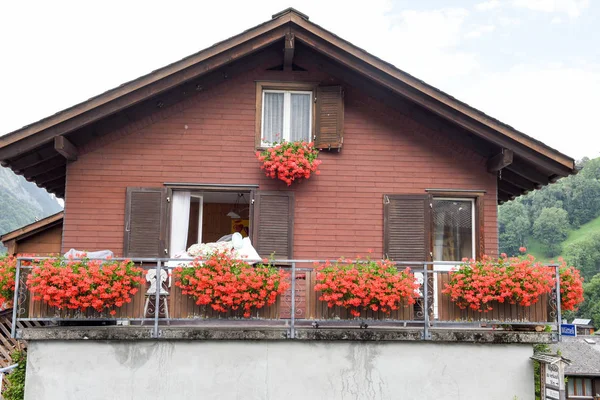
[63,249,114,260]
[169,191,191,258]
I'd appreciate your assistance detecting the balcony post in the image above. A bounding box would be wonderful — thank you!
[154,261,161,339]
[290,262,296,339]
[555,265,562,341]
[422,264,430,340]
[11,258,21,338]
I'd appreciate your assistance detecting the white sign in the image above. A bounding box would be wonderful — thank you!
[545,364,560,388]
[545,387,560,400]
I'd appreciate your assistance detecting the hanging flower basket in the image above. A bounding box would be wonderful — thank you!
[173,251,289,318]
[256,141,322,186]
[26,257,145,316]
[314,257,420,317]
[442,254,584,312]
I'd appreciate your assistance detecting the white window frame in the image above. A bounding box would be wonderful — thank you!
[261,89,313,147]
[432,197,477,319]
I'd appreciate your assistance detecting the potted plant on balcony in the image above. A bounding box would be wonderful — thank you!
[173,251,289,318]
[0,255,18,307]
[442,252,584,312]
[26,256,145,316]
[256,140,322,186]
[314,256,420,318]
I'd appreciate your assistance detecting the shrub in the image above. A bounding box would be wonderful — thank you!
[3,349,26,400]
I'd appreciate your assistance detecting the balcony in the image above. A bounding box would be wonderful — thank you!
[11,257,561,343]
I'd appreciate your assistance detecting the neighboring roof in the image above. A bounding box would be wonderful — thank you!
[549,336,600,377]
[0,8,577,202]
[572,318,593,326]
[0,211,64,243]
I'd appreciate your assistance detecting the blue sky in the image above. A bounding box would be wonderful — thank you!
[0,0,597,159]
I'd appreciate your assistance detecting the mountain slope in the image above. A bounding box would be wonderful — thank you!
[0,167,63,250]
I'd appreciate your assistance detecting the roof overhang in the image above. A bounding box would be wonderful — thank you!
[0,211,64,244]
[0,8,577,202]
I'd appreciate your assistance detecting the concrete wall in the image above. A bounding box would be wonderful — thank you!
[25,341,533,400]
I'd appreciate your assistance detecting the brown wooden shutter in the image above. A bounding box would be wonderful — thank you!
[251,191,294,260]
[314,85,344,150]
[383,195,431,261]
[123,187,168,258]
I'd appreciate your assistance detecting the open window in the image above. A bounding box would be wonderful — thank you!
[124,187,294,260]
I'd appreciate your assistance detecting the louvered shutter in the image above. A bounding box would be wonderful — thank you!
[383,195,430,261]
[314,86,344,149]
[252,191,294,260]
[123,187,168,258]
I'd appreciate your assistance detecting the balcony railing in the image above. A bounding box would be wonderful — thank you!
[11,257,563,340]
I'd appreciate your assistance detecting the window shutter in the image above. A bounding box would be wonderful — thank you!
[251,191,294,260]
[314,85,344,150]
[123,187,168,258]
[383,195,430,261]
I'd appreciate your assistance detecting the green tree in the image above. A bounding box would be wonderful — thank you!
[532,207,569,257]
[564,175,600,227]
[499,201,530,256]
[563,233,600,280]
[3,350,26,400]
[572,273,600,328]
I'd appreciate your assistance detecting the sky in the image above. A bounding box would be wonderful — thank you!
[0,0,598,160]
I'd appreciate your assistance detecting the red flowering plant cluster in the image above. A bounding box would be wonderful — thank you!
[256,140,322,186]
[173,251,290,318]
[442,249,584,312]
[26,256,145,316]
[314,256,420,318]
[0,254,35,307]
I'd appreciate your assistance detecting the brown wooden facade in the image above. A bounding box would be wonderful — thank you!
[0,9,576,324]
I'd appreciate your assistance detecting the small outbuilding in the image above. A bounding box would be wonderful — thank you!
[0,212,63,256]
[549,336,600,399]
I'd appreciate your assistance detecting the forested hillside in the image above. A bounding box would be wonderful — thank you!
[499,156,600,325]
[0,167,63,251]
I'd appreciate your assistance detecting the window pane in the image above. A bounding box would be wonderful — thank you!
[568,378,574,395]
[263,92,284,143]
[585,378,592,395]
[433,199,474,262]
[290,93,311,142]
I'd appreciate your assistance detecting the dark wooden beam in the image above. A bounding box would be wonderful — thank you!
[500,169,538,191]
[549,174,562,183]
[498,180,523,197]
[43,178,66,192]
[487,149,513,173]
[20,155,65,179]
[0,161,8,168]
[54,136,78,161]
[8,145,57,172]
[30,166,66,185]
[505,158,550,186]
[284,32,295,71]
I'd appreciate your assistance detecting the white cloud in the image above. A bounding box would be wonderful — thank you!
[466,24,497,38]
[476,0,502,11]
[459,63,600,159]
[511,0,590,18]
[384,8,479,85]
[551,16,563,23]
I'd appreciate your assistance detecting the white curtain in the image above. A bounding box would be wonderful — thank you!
[263,92,284,143]
[290,93,310,141]
[169,191,191,257]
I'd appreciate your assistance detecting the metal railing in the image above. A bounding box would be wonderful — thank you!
[11,257,562,340]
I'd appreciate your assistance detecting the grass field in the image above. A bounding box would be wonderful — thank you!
[524,214,600,262]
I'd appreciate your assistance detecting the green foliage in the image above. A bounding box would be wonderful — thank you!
[532,207,569,257]
[563,233,600,280]
[499,201,530,256]
[3,350,26,400]
[571,273,600,328]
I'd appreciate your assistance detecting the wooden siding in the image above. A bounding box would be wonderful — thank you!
[5,224,62,256]
[62,44,498,259]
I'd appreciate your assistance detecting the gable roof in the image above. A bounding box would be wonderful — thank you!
[0,211,63,244]
[0,8,576,202]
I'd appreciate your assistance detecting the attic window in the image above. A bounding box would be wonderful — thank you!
[261,90,312,146]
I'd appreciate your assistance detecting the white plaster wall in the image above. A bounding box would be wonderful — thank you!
[25,341,534,400]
